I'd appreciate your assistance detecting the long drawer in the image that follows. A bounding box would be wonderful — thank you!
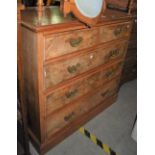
[44,41,127,89]
[46,61,123,115]
[44,22,132,60]
[46,77,120,139]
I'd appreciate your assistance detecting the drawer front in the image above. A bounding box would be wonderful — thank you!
[46,77,120,138]
[45,29,98,60]
[46,62,123,115]
[100,22,132,43]
[44,42,127,89]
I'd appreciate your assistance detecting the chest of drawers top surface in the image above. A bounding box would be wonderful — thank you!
[21,6,133,32]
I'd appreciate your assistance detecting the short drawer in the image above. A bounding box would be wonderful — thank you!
[45,28,98,60]
[46,62,123,115]
[46,77,120,138]
[44,42,127,89]
[99,22,132,43]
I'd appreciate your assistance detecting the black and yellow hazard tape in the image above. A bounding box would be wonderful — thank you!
[79,127,119,155]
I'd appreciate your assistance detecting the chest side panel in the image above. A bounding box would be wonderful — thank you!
[21,27,41,141]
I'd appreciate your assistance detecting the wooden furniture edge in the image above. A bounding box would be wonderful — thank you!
[21,15,133,33]
[36,33,47,143]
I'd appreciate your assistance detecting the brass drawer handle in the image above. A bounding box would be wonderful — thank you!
[67,63,81,74]
[69,37,83,47]
[107,49,120,59]
[114,25,130,36]
[105,63,122,78]
[101,86,119,98]
[65,89,78,98]
[101,89,116,97]
[114,27,122,36]
[64,112,75,122]
[101,90,109,97]
[105,70,115,78]
[110,49,120,57]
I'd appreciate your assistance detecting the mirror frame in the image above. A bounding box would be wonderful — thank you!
[63,0,106,26]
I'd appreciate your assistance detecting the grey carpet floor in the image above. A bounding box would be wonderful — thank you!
[29,79,137,155]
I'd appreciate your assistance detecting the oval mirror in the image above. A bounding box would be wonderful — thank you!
[63,0,106,26]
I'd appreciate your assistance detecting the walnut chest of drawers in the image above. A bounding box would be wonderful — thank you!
[20,7,134,154]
